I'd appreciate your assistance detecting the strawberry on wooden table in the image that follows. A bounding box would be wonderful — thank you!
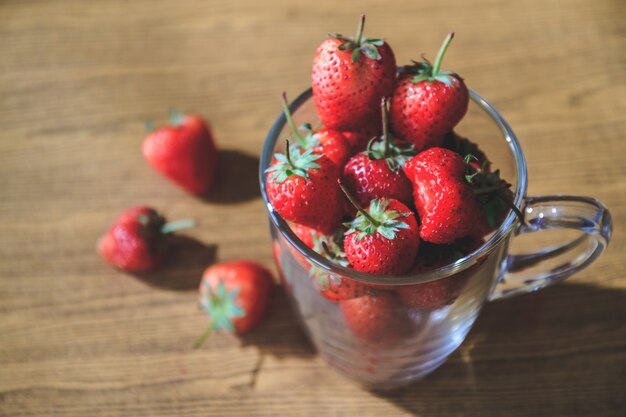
[281,93,352,168]
[341,184,420,275]
[97,206,194,272]
[265,142,344,234]
[390,33,469,151]
[312,14,396,132]
[342,98,415,209]
[195,261,274,348]
[143,110,218,196]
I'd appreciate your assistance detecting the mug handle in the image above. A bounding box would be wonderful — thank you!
[489,195,612,301]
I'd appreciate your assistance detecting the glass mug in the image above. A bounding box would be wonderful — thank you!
[259,89,612,389]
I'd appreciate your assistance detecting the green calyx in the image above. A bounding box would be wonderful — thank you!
[313,230,349,267]
[195,280,246,348]
[265,141,322,183]
[366,98,416,171]
[330,14,385,63]
[464,154,523,226]
[344,197,410,241]
[406,32,458,86]
[309,230,350,289]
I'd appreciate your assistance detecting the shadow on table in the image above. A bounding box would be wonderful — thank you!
[132,235,217,291]
[200,149,261,204]
[238,285,316,359]
[374,282,626,416]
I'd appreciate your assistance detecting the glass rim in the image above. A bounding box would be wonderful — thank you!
[259,88,528,285]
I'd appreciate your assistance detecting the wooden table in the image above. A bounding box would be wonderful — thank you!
[1,1,625,416]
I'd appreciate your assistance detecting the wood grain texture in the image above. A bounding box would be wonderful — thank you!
[1,0,625,416]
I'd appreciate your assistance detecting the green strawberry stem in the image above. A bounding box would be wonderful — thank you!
[169,108,186,126]
[284,140,296,167]
[432,32,454,76]
[495,190,525,224]
[355,13,366,45]
[321,241,333,258]
[144,120,155,133]
[160,219,196,234]
[338,181,381,227]
[193,323,213,349]
[281,93,306,147]
[380,97,391,158]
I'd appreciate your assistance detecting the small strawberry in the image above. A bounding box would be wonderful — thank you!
[390,33,469,151]
[265,142,344,234]
[282,93,352,168]
[143,110,218,196]
[340,292,411,346]
[292,223,317,249]
[403,147,483,244]
[312,14,396,132]
[97,206,194,272]
[307,230,372,301]
[342,98,415,209]
[341,124,381,152]
[195,261,274,348]
[397,238,483,309]
[341,185,420,275]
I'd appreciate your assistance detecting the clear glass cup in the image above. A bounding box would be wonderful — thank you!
[259,89,612,390]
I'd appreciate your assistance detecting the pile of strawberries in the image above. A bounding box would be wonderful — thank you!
[97,112,274,346]
[267,16,518,345]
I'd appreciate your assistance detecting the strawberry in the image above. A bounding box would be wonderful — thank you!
[342,98,415,210]
[282,93,352,168]
[97,206,194,272]
[341,185,420,275]
[265,142,344,234]
[397,237,483,309]
[195,260,274,347]
[311,14,396,132]
[143,110,218,196]
[463,154,519,235]
[292,223,317,249]
[340,292,410,346]
[306,228,372,301]
[390,33,469,151]
[341,124,381,153]
[403,147,483,244]
[442,131,489,171]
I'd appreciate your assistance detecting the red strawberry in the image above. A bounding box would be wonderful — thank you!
[403,147,483,244]
[390,33,469,151]
[341,124,381,152]
[292,223,317,249]
[195,260,274,347]
[342,186,420,275]
[281,93,352,168]
[342,98,415,210]
[143,110,218,196]
[265,143,344,234]
[340,292,410,346]
[397,238,483,309]
[305,228,372,301]
[312,14,396,132]
[97,206,194,272]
